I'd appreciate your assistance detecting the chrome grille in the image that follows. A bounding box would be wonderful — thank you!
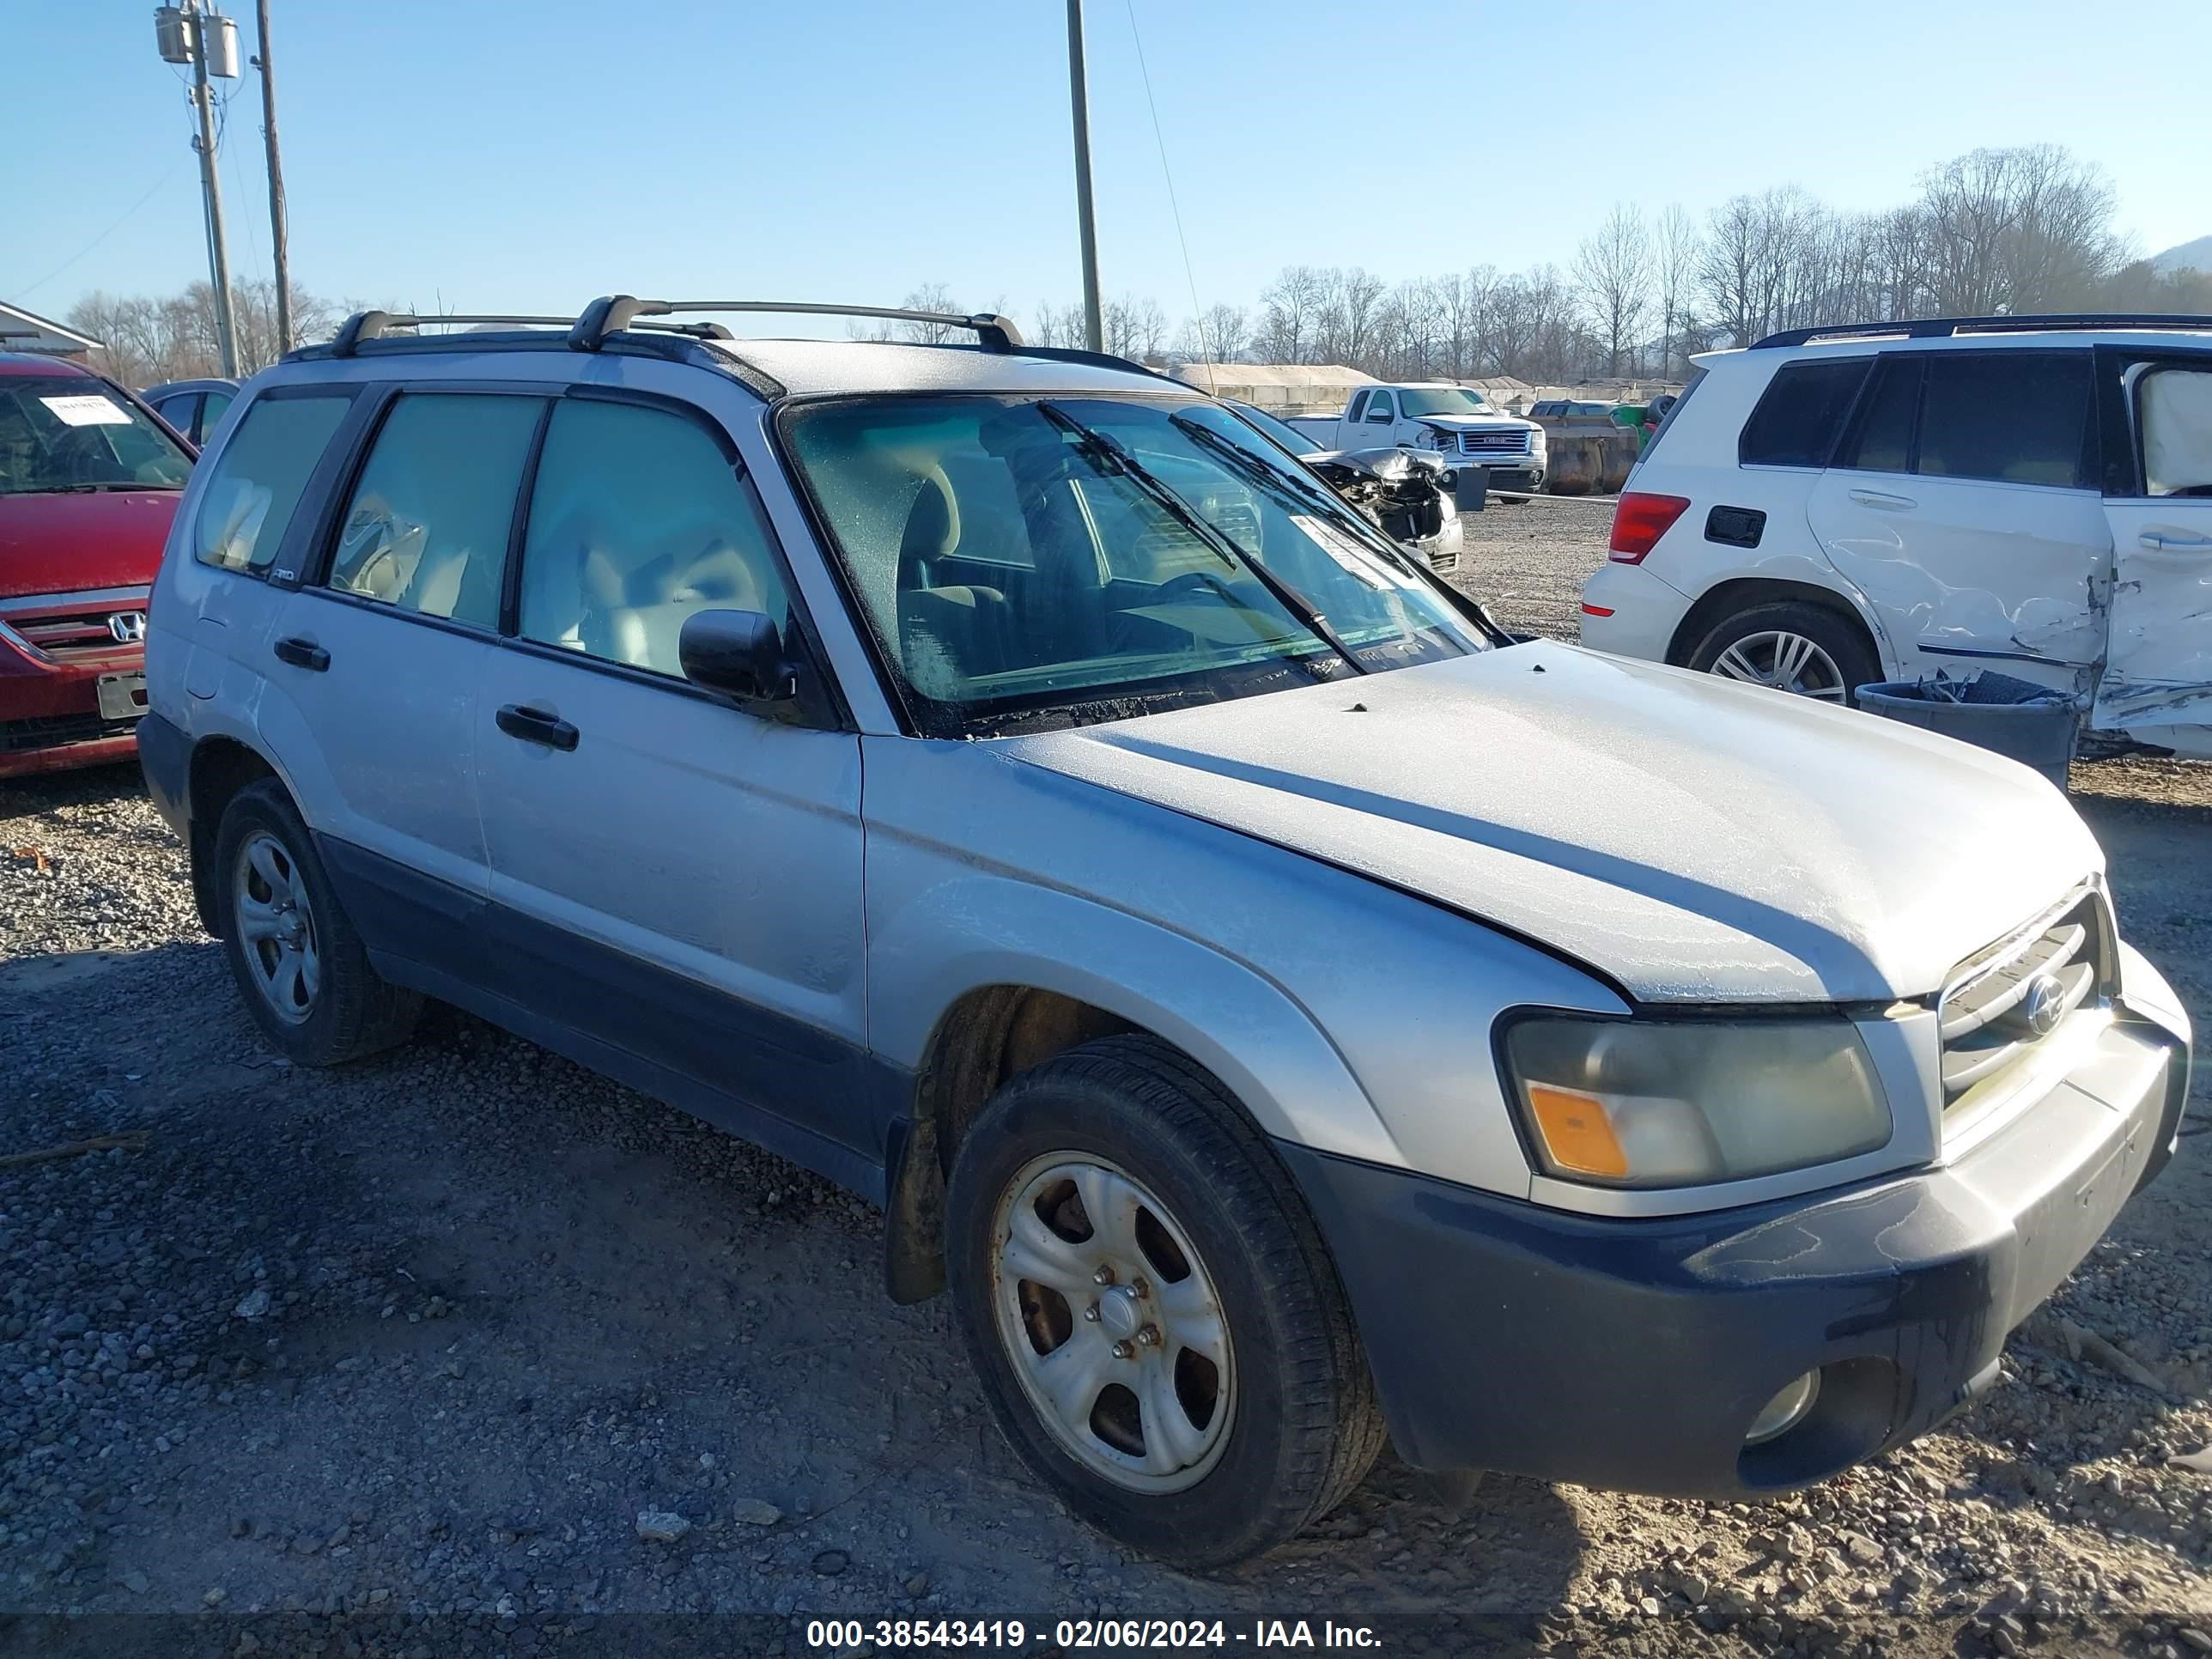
[1939,895,2111,1105]
[0,589,151,659]
[1455,429,1532,457]
[12,611,141,657]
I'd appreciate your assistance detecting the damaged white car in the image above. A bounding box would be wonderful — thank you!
[1580,317,2212,756]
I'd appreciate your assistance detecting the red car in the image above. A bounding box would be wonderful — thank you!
[0,352,194,779]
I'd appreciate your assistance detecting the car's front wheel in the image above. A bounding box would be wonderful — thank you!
[215,778,421,1065]
[945,1035,1384,1568]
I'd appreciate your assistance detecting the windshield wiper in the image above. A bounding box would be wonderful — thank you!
[7,483,100,495]
[1170,413,1416,562]
[1036,402,1369,676]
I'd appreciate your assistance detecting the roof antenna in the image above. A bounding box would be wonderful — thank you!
[1124,0,1212,394]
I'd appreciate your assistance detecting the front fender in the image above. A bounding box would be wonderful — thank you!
[868,868,1403,1170]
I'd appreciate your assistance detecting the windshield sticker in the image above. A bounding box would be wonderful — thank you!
[40,394,134,428]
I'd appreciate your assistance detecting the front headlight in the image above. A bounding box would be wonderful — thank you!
[1502,1016,1890,1188]
[1528,428,1548,455]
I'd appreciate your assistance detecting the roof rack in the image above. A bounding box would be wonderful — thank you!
[568,296,1024,353]
[328,311,575,356]
[1752,313,2212,349]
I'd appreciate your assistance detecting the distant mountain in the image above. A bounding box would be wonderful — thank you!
[2151,235,2212,275]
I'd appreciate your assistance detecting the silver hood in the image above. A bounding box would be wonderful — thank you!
[1000,641,2101,1004]
[1416,412,1537,432]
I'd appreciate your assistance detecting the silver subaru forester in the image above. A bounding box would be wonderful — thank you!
[139,298,2192,1567]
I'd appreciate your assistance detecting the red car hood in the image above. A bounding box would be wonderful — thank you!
[0,490,181,599]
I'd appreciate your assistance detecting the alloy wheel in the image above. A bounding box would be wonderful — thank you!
[1710,629,1849,701]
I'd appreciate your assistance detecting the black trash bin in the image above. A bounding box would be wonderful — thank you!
[1451,465,1489,514]
[1854,671,2077,789]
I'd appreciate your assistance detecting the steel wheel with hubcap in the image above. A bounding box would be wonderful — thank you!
[993,1154,1235,1494]
[946,1033,1386,1568]
[234,830,321,1022]
[214,778,422,1066]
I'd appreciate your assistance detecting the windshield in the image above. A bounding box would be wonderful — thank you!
[0,375,193,495]
[1228,403,1322,458]
[782,395,1489,736]
[1396,387,1497,417]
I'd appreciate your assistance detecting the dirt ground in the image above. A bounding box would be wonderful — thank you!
[2,507,2208,1657]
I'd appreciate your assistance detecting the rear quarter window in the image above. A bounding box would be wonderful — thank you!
[1737,357,1871,469]
[193,395,353,574]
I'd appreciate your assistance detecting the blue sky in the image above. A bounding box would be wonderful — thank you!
[7,0,2209,335]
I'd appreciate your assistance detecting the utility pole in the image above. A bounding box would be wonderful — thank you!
[253,0,291,354]
[1065,0,1103,353]
[156,3,243,376]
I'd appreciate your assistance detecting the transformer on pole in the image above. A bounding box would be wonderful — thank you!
[154,3,244,378]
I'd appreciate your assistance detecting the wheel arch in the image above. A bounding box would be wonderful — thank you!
[878,916,1398,1306]
[1665,570,1891,675]
[185,734,283,937]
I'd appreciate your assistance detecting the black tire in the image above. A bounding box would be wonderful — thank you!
[1686,599,1879,705]
[945,1034,1385,1569]
[213,777,421,1066]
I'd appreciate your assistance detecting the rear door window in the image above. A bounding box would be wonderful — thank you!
[514,397,795,678]
[1834,356,1922,474]
[1738,358,1871,468]
[1915,353,2094,488]
[193,394,352,574]
[325,393,543,628]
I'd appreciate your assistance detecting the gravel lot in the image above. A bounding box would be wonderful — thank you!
[3,509,2209,1657]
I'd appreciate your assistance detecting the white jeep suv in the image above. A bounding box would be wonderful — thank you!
[1580,316,2212,757]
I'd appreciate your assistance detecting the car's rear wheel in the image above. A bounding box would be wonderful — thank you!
[945,1035,1384,1568]
[1687,600,1877,705]
[215,778,421,1066]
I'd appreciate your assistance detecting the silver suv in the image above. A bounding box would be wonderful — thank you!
[139,297,2192,1567]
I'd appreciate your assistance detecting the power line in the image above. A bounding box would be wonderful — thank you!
[1122,0,1211,390]
[7,162,191,303]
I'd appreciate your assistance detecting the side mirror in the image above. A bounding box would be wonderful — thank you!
[679,608,797,704]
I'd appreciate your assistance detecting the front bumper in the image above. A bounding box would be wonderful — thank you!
[1283,1012,2187,1498]
[0,630,146,779]
[1446,461,1544,492]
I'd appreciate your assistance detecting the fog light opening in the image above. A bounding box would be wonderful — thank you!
[1744,1370,1822,1447]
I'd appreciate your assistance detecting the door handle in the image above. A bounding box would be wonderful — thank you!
[272,635,330,672]
[1848,488,1917,510]
[495,703,580,752]
[2140,530,2212,550]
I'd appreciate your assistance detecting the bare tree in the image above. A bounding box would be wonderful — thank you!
[1174,302,1248,364]
[1574,204,1652,375]
[1104,295,1167,362]
[71,279,339,385]
[1257,265,1327,362]
[1918,145,2119,313]
[1651,204,1699,376]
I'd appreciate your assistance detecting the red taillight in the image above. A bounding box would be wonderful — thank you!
[1607,492,1691,563]
[1581,602,1614,617]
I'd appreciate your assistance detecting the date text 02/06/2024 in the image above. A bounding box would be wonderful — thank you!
[803,1619,1383,1648]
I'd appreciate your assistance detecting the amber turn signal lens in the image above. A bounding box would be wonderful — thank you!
[1524,1083,1629,1179]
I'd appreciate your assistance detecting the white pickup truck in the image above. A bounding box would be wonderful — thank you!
[1288,383,1547,493]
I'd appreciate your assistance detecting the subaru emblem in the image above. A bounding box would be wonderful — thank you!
[2020,973,2066,1038]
